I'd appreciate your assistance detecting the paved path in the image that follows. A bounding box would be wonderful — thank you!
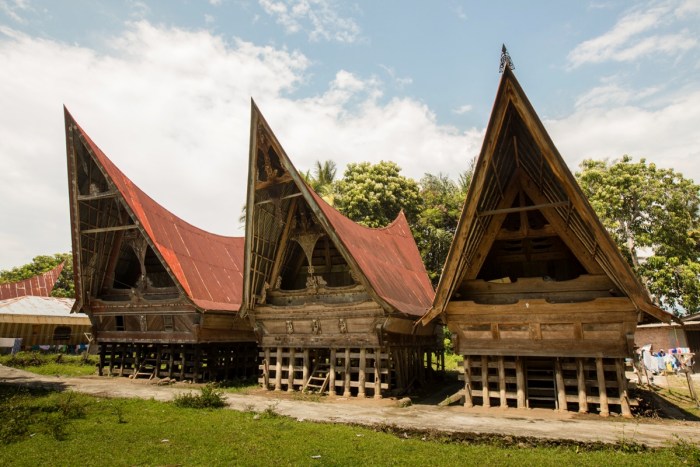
[2,365,699,448]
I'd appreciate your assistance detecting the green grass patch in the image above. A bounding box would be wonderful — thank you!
[0,352,97,377]
[0,385,698,466]
[173,385,227,409]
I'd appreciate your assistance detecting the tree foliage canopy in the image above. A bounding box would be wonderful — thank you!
[334,161,421,228]
[576,156,700,315]
[0,253,75,298]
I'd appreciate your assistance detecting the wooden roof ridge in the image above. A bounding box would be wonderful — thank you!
[64,107,245,313]
[0,262,64,300]
[243,100,434,317]
[420,67,676,325]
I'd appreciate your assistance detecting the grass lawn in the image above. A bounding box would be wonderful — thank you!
[1,385,698,466]
[0,352,98,377]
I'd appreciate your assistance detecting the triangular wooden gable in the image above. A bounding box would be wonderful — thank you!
[421,68,673,325]
[65,109,246,313]
[242,101,385,314]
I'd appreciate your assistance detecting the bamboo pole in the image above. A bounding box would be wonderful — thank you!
[596,357,609,417]
[577,358,588,413]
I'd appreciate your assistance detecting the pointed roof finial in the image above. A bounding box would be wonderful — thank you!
[499,44,514,73]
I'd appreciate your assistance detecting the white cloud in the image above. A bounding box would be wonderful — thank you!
[209,0,223,5]
[258,0,361,43]
[567,0,699,68]
[548,88,700,184]
[0,0,32,23]
[453,104,473,115]
[0,22,482,269]
[204,13,215,24]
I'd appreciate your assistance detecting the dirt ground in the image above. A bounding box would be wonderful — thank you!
[2,364,699,448]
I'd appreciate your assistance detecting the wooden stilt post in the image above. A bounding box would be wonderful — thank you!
[555,358,567,411]
[274,347,283,391]
[302,349,310,390]
[427,350,432,373]
[109,345,116,376]
[463,355,473,408]
[155,345,162,379]
[263,347,270,390]
[99,345,105,376]
[516,357,526,409]
[358,348,367,398]
[329,348,337,396]
[596,357,609,417]
[498,356,507,408]
[374,348,382,399]
[179,348,185,381]
[287,347,295,392]
[343,348,351,397]
[193,347,200,383]
[417,347,425,383]
[168,347,174,379]
[481,355,490,408]
[615,359,632,418]
[577,358,588,413]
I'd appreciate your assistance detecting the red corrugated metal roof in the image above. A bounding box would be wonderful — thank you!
[0,263,64,300]
[308,189,434,317]
[69,115,244,312]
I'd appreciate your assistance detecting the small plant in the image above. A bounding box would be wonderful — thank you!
[44,412,68,441]
[173,385,227,409]
[261,402,280,419]
[669,437,700,464]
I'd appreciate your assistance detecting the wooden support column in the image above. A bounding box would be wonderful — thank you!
[179,348,185,381]
[615,358,632,418]
[343,348,352,397]
[274,347,282,391]
[168,347,174,379]
[302,349,310,389]
[596,357,609,417]
[99,346,105,376]
[463,356,473,408]
[498,356,507,408]
[577,358,588,413]
[516,357,526,409]
[193,347,200,383]
[358,348,367,398]
[155,345,162,379]
[481,355,490,408]
[554,358,567,411]
[426,351,432,373]
[329,348,337,396]
[109,345,116,376]
[374,348,382,399]
[287,347,296,392]
[263,348,270,390]
[417,347,425,383]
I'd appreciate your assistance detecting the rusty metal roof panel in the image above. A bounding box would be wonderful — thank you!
[72,118,244,312]
[0,263,64,300]
[309,189,435,317]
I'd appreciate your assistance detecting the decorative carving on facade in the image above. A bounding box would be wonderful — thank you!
[338,318,348,334]
[258,281,270,304]
[311,319,321,335]
[286,320,294,334]
[139,315,147,331]
[274,275,282,290]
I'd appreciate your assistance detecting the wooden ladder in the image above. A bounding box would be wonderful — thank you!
[134,357,158,380]
[303,363,330,394]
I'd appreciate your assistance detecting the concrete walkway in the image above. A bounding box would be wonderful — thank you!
[2,365,699,448]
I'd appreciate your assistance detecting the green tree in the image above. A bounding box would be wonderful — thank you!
[334,161,421,227]
[414,173,465,284]
[576,156,700,315]
[0,253,75,298]
[302,160,338,205]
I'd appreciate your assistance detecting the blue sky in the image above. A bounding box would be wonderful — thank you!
[1,0,699,269]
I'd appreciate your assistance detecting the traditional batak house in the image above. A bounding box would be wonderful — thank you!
[64,109,256,381]
[420,53,675,416]
[243,102,441,397]
[0,262,65,299]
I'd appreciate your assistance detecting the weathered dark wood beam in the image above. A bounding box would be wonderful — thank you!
[255,192,303,206]
[477,200,568,217]
[82,225,138,235]
[77,191,118,201]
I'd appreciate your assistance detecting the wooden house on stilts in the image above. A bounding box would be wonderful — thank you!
[244,103,442,397]
[65,109,257,381]
[419,62,675,416]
